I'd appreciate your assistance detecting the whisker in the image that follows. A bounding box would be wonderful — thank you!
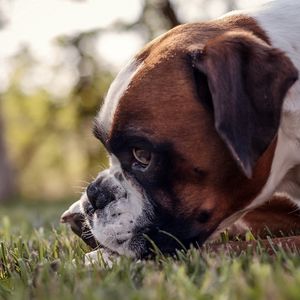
[72,186,86,190]
[288,206,300,214]
[73,191,85,195]
[87,175,96,182]
[77,180,91,185]
[81,232,94,239]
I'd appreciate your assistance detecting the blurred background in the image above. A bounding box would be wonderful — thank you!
[0,0,267,204]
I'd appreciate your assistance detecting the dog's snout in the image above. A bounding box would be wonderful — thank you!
[87,182,115,210]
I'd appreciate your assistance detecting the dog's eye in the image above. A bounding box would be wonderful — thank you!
[132,148,152,166]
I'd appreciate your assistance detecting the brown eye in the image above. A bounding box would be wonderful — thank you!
[132,148,152,166]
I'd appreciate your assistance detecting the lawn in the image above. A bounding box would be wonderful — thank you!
[1,201,300,300]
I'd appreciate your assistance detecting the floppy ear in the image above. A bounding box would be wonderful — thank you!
[190,31,298,178]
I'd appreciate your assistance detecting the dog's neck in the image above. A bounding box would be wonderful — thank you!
[219,1,300,217]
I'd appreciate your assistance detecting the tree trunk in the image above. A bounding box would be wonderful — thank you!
[0,100,15,202]
[158,0,181,28]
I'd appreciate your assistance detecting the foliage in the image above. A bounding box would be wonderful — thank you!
[0,0,242,201]
[2,47,111,199]
[1,202,300,300]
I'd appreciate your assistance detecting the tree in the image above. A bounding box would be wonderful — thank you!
[0,0,239,201]
[0,2,16,202]
[0,100,16,202]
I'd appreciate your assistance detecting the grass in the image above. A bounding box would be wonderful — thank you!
[1,201,300,300]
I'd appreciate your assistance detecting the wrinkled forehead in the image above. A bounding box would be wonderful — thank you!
[94,50,209,148]
[94,25,208,143]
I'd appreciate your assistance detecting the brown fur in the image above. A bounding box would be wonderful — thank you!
[108,15,298,243]
[229,195,300,238]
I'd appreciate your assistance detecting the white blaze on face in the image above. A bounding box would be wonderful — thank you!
[89,155,152,256]
[62,154,152,257]
[98,59,142,133]
[62,59,150,257]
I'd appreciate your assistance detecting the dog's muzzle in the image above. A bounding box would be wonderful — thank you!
[62,168,154,257]
[86,177,126,212]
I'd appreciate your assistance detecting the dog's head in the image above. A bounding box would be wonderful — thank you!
[61,16,298,258]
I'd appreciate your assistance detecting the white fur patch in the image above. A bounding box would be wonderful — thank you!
[248,0,300,113]
[84,249,120,268]
[214,0,300,229]
[62,154,152,257]
[89,155,152,256]
[60,199,82,223]
[246,0,300,209]
[98,59,142,134]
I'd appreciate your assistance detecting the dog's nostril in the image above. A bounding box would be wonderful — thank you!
[95,194,110,210]
[87,183,99,202]
[109,193,115,202]
[86,182,117,210]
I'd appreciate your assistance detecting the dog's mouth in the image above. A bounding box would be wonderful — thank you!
[60,166,217,258]
[61,194,215,259]
[61,189,154,258]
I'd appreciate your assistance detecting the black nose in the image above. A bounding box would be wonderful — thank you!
[86,182,115,210]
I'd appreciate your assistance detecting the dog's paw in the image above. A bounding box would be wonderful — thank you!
[84,249,120,268]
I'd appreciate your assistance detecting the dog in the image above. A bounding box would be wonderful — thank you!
[61,0,300,262]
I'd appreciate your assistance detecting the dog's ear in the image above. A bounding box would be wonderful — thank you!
[190,31,298,178]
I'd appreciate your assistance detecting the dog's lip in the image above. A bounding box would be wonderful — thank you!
[60,199,83,223]
[60,211,82,223]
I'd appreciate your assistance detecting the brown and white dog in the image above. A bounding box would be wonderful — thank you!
[61,0,300,263]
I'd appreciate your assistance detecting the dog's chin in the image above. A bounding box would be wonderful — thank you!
[79,194,215,258]
[81,199,151,258]
[62,170,216,258]
[63,194,219,259]
[88,217,147,257]
[85,208,216,259]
